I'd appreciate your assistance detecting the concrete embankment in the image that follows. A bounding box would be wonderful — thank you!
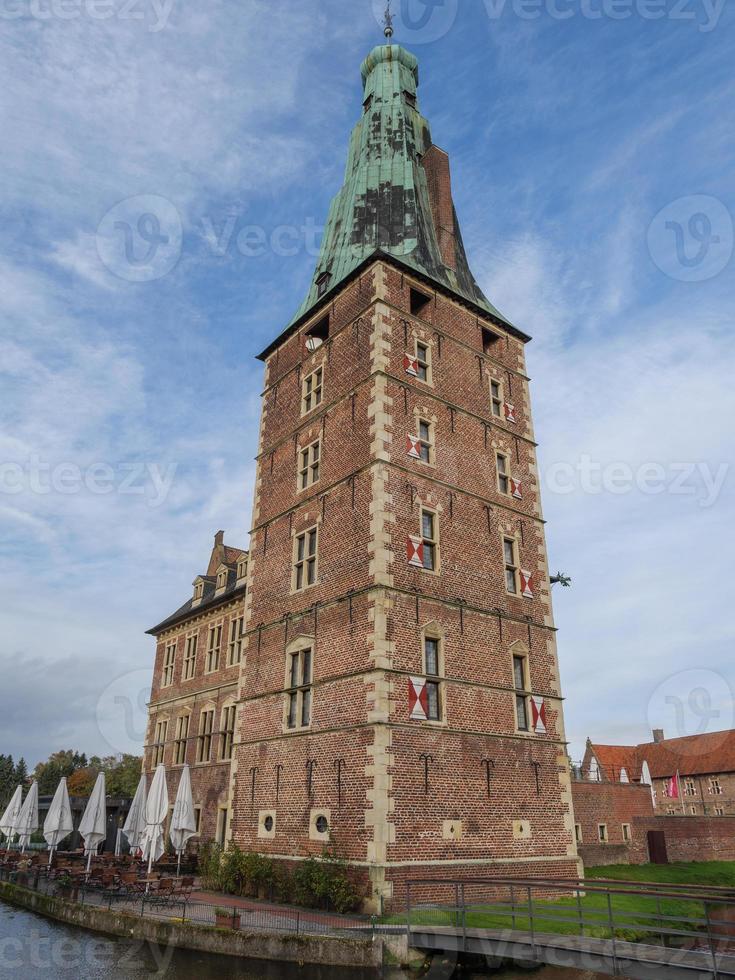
[0,880,396,970]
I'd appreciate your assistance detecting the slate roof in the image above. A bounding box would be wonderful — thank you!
[589,730,735,780]
[146,575,246,636]
[276,44,513,342]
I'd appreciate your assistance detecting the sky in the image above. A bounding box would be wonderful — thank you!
[0,0,733,770]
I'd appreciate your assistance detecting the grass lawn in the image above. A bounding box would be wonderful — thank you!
[390,863,735,943]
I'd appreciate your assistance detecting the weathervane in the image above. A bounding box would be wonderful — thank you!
[383,0,394,39]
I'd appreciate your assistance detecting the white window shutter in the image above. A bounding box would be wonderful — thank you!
[520,569,534,598]
[531,696,547,734]
[403,353,419,377]
[408,677,428,720]
[406,435,421,459]
[511,478,523,499]
[504,402,517,424]
[406,536,424,567]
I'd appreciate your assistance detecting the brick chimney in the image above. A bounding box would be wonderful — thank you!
[652,728,665,743]
[207,530,226,576]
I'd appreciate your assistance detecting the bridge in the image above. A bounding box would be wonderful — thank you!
[404,876,735,980]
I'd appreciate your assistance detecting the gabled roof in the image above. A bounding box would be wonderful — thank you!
[588,730,735,780]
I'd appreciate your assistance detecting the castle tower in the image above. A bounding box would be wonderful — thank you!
[229,43,581,911]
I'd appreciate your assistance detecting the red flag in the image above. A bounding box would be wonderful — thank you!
[667,773,680,799]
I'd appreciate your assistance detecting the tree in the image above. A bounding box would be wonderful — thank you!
[0,755,15,808]
[32,750,88,796]
[14,758,28,786]
[67,767,97,797]
[106,755,143,798]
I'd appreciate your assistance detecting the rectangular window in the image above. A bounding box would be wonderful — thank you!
[496,453,510,495]
[715,807,724,816]
[286,647,313,729]
[216,807,229,846]
[152,720,167,767]
[482,326,500,354]
[299,439,321,490]
[194,807,202,834]
[206,624,222,673]
[220,705,236,761]
[424,636,441,721]
[416,342,430,382]
[622,823,631,842]
[228,616,245,666]
[513,654,529,731]
[417,419,432,463]
[196,709,214,763]
[162,642,176,687]
[420,509,438,571]
[709,777,723,795]
[598,824,608,843]
[503,537,519,595]
[183,635,198,680]
[491,380,502,418]
[174,714,189,766]
[683,778,696,796]
[302,367,323,414]
[293,527,318,591]
[574,823,582,844]
[410,287,430,317]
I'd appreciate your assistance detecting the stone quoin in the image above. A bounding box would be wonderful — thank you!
[144,41,582,912]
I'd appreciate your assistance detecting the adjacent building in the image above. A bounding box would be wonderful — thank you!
[145,41,581,910]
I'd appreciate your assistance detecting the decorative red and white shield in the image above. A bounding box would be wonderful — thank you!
[520,570,534,598]
[510,478,523,499]
[530,696,547,734]
[408,676,429,720]
[406,434,421,459]
[504,402,516,423]
[403,353,419,376]
[406,536,424,567]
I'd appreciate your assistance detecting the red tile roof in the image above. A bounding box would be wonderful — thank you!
[590,729,735,780]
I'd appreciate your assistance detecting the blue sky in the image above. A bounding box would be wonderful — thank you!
[1,0,733,768]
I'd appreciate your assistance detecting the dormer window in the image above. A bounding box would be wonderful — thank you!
[403,90,416,109]
[305,314,329,353]
[410,287,431,318]
[237,558,248,582]
[316,272,331,298]
[216,568,228,591]
[482,326,501,354]
[193,581,204,603]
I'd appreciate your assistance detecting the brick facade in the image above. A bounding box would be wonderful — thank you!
[571,779,653,866]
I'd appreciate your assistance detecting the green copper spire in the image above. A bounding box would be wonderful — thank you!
[288,43,510,329]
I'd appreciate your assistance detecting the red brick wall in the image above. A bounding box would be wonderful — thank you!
[630,815,735,863]
[571,780,654,854]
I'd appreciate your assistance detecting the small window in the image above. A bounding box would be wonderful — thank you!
[152,720,167,767]
[315,273,331,298]
[513,654,529,732]
[424,634,442,721]
[363,94,373,113]
[683,778,696,796]
[194,807,202,834]
[293,527,318,591]
[410,287,431,317]
[415,341,430,382]
[193,581,204,602]
[237,557,248,582]
[228,615,245,667]
[482,326,501,354]
[174,714,190,766]
[574,823,582,844]
[286,647,313,729]
[302,367,323,414]
[490,380,503,418]
[598,824,608,843]
[315,814,329,834]
[417,419,432,463]
[709,777,722,795]
[162,641,176,687]
[216,568,228,591]
[622,823,631,842]
[503,536,519,595]
[299,439,321,490]
[404,90,417,109]
[715,807,724,816]
[216,807,229,846]
[264,814,274,832]
[420,509,438,571]
[206,624,222,673]
[305,314,329,352]
[183,634,198,680]
[220,704,236,761]
[496,453,510,495]
[196,709,215,763]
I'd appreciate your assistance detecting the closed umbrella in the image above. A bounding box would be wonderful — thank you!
[140,764,168,890]
[78,773,107,874]
[169,765,196,876]
[43,778,74,867]
[121,773,147,856]
[0,786,24,852]
[15,782,39,853]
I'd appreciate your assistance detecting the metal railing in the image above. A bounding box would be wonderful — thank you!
[0,865,374,941]
[405,876,735,972]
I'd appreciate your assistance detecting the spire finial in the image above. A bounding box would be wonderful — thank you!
[383,0,394,40]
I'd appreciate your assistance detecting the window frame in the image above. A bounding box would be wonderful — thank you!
[417,418,433,464]
[227,615,245,667]
[574,823,583,844]
[292,526,318,592]
[513,652,530,733]
[152,719,168,768]
[298,438,321,491]
[415,340,431,383]
[598,823,609,843]
[503,535,520,595]
[496,452,511,496]
[205,623,222,674]
[196,707,215,764]
[622,823,631,842]
[183,633,198,681]
[220,703,237,761]
[162,641,176,688]
[173,712,190,766]
[301,366,324,415]
[422,629,443,723]
[419,507,439,573]
[490,379,503,418]
[285,644,313,731]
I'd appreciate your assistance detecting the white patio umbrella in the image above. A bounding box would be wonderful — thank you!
[121,772,147,856]
[169,765,197,877]
[0,786,24,852]
[78,773,107,874]
[43,778,74,866]
[15,782,39,853]
[140,764,168,892]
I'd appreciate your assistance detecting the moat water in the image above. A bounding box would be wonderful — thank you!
[0,899,620,979]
